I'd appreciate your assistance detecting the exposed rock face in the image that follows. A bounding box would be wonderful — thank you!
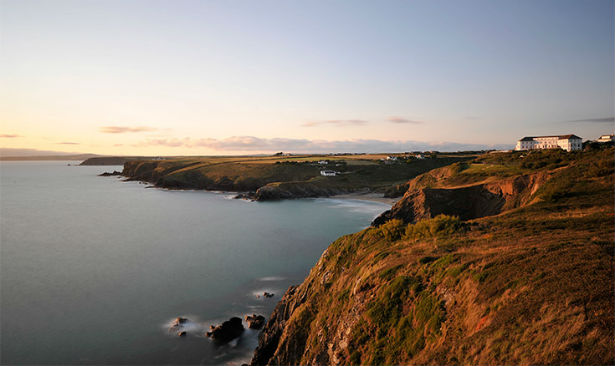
[206,317,244,343]
[251,286,303,365]
[373,172,549,226]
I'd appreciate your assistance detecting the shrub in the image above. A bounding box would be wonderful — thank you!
[379,219,405,241]
[584,159,614,178]
[539,177,574,202]
[405,215,463,239]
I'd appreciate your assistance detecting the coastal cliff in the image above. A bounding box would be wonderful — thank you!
[372,169,549,226]
[119,155,470,200]
[251,148,615,365]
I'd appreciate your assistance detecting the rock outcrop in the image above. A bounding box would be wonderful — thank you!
[98,171,122,176]
[251,286,305,365]
[245,314,266,330]
[206,317,244,343]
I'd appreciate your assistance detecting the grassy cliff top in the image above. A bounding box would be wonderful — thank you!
[252,147,615,365]
[119,153,475,198]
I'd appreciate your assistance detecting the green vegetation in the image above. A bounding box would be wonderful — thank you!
[412,148,609,189]
[253,147,614,366]
[366,275,422,328]
[373,215,464,242]
[405,214,464,239]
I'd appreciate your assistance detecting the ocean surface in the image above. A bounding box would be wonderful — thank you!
[0,161,389,365]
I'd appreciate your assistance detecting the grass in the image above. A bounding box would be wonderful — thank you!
[256,147,614,366]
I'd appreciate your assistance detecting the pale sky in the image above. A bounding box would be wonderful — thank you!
[1,0,613,155]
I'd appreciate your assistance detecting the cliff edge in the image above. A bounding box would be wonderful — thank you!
[251,148,615,365]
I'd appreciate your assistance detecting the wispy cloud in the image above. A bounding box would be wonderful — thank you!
[562,117,614,123]
[99,126,157,133]
[301,119,368,127]
[387,116,423,124]
[0,148,83,157]
[135,136,511,153]
[0,134,21,138]
[57,142,80,145]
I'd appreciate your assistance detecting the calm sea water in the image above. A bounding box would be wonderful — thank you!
[0,161,388,365]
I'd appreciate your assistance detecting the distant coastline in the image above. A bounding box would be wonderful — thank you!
[0,154,99,161]
[115,154,473,202]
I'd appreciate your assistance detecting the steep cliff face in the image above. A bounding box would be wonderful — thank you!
[251,149,615,365]
[373,172,549,225]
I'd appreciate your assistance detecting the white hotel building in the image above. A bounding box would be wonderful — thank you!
[515,134,583,152]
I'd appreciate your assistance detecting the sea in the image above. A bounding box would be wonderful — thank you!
[0,161,389,365]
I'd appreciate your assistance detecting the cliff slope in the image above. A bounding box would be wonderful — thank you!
[251,148,615,365]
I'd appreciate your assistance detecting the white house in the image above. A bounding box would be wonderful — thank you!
[320,170,337,177]
[515,134,582,152]
[597,134,614,143]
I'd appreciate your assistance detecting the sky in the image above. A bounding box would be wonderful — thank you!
[1,0,613,155]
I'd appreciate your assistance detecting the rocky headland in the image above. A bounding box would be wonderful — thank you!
[116,154,471,201]
[80,157,134,165]
[250,147,615,365]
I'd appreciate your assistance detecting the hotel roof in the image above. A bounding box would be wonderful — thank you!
[519,135,581,141]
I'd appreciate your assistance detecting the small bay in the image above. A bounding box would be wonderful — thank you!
[0,161,388,365]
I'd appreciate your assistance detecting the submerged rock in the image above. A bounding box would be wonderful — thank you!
[245,314,266,330]
[177,331,187,337]
[263,292,274,298]
[206,317,244,343]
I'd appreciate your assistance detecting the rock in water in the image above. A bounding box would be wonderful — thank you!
[245,314,266,330]
[263,292,274,298]
[206,317,244,343]
[171,317,188,328]
[177,331,187,337]
[98,171,122,176]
